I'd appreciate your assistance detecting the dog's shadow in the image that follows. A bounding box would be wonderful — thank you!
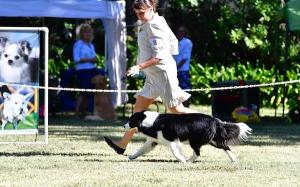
[130,158,179,163]
[124,155,202,163]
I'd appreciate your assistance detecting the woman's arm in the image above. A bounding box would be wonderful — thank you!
[127,57,160,76]
[78,57,97,63]
[138,57,160,70]
[73,41,97,63]
[176,59,186,69]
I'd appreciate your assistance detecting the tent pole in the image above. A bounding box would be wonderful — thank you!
[283,19,290,118]
[274,0,285,117]
[274,21,279,117]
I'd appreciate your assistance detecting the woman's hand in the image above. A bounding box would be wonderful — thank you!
[127,58,160,77]
[127,65,140,77]
[80,57,97,63]
[90,57,97,63]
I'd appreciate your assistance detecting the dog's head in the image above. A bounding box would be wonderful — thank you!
[1,43,29,67]
[124,111,159,132]
[91,75,107,89]
[2,91,33,119]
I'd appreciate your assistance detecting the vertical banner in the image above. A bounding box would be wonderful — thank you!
[0,30,40,135]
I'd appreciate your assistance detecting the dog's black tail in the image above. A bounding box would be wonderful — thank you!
[213,119,252,146]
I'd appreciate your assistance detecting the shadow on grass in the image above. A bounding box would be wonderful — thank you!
[48,118,125,127]
[0,151,107,157]
[243,117,300,146]
[47,115,300,146]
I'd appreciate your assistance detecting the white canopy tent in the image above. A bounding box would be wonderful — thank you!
[0,0,127,107]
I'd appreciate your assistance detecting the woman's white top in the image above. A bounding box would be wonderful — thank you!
[136,13,190,108]
[137,13,178,68]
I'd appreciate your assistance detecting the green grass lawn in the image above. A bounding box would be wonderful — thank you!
[0,107,299,186]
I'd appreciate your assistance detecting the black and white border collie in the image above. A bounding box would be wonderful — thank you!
[125,111,252,163]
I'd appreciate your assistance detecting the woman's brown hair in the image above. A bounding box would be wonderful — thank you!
[133,0,158,12]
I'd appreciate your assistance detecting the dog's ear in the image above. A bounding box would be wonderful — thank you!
[136,111,147,126]
[18,40,31,62]
[129,111,147,128]
[135,111,147,120]
[19,40,32,52]
[18,47,29,62]
[2,92,11,100]
[92,75,107,89]
[0,37,9,45]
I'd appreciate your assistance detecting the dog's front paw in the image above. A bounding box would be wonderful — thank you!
[186,158,196,163]
[231,158,239,164]
[128,155,137,160]
[186,155,197,163]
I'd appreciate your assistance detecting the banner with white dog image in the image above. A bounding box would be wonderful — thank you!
[0,31,39,133]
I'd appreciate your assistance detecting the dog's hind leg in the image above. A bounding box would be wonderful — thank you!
[210,142,238,163]
[128,140,157,160]
[169,140,187,163]
[224,148,238,163]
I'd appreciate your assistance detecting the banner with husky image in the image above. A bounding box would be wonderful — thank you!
[0,31,39,133]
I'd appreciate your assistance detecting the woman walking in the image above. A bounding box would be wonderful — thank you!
[104,0,198,154]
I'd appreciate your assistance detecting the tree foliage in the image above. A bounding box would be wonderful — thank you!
[166,0,300,113]
[167,0,299,68]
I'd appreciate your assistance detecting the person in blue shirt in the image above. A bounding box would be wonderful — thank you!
[73,23,104,118]
[173,25,193,107]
